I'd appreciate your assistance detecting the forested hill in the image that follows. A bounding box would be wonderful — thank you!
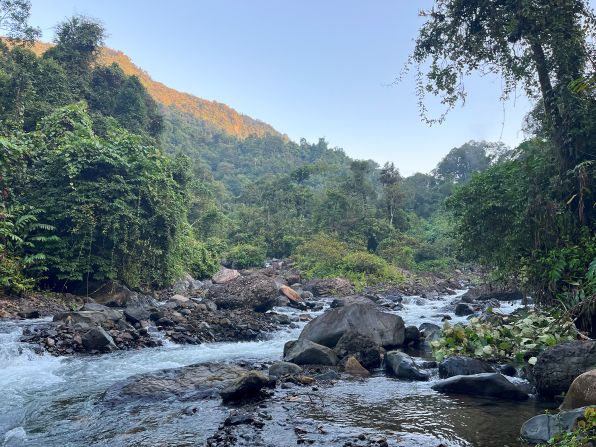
[28,41,282,140]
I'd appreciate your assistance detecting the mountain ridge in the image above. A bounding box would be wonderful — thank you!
[27,41,283,140]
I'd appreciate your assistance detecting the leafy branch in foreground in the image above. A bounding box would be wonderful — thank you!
[431,309,577,363]
[538,407,596,447]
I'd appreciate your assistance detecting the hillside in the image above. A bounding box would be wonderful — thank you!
[28,41,282,139]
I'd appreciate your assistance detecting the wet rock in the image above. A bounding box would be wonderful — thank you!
[534,340,596,397]
[207,274,278,312]
[419,323,441,342]
[284,339,339,366]
[212,268,241,284]
[404,325,421,345]
[314,371,340,381]
[438,356,494,378]
[520,406,594,443]
[432,373,529,400]
[298,303,405,349]
[455,303,474,316]
[224,411,255,426]
[499,364,517,377]
[385,351,429,381]
[560,369,596,410]
[273,295,290,307]
[303,278,354,297]
[82,327,117,352]
[333,331,382,370]
[220,371,272,403]
[104,363,247,403]
[343,356,370,377]
[268,361,302,379]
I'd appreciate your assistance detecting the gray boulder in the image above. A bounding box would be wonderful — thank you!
[419,323,441,342]
[333,331,382,370]
[220,371,272,403]
[534,340,596,397]
[207,274,278,312]
[298,303,405,349]
[82,327,117,352]
[455,303,474,316]
[283,339,339,366]
[520,406,594,443]
[438,356,494,378]
[432,373,529,400]
[268,361,302,379]
[123,307,151,325]
[385,351,429,381]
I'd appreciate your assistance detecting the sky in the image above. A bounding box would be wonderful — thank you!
[29,0,534,175]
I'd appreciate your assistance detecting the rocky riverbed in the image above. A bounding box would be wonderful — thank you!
[1,264,594,446]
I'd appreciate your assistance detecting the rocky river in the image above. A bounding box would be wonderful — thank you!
[2,283,567,447]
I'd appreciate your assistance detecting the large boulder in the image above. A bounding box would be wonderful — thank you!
[520,407,594,444]
[385,351,429,381]
[298,303,405,349]
[432,373,529,400]
[220,371,272,403]
[560,369,596,410]
[534,341,596,397]
[303,278,354,297]
[283,339,339,366]
[207,274,278,312]
[53,310,122,326]
[90,283,155,308]
[329,295,375,308]
[212,268,241,284]
[438,356,494,379]
[333,331,382,370]
[82,327,117,352]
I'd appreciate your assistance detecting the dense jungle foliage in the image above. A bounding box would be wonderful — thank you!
[0,0,594,335]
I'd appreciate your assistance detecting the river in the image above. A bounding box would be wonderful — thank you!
[0,291,554,446]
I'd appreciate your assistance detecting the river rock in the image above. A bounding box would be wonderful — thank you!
[207,274,278,312]
[123,307,151,325]
[344,356,370,377]
[438,356,494,378]
[104,363,247,404]
[303,278,354,297]
[82,327,117,352]
[385,351,429,381]
[534,340,596,397]
[283,339,339,366]
[279,285,302,304]
[212,268,241,284]
[89,283,155,308]
[520,406,594,443]
[560,369,596,410]
[169,294,190,306]
[455,303,474,316]
[298,303,405,349]
[220,371,272,403]
[432,373,529,400]
[333,331,382,370]
[404,325,421,345]
[54,310,122,326]
[329,295,375,308]
[268,361,302,379]
[419,322,441,342]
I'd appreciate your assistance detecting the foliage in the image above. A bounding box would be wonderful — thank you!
[226,243,266,270]
[431,309,577,364]
[178,232,220,279]
[538,407,596,447]
[0,0,40,43]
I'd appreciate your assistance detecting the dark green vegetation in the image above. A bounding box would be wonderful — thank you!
[1,0,594,337]
[409,0,595,322]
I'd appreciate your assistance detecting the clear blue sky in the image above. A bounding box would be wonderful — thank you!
[30,0,533,175]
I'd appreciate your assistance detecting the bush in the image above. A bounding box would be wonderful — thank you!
[179,235,220,279]
[377,236,416,269]
[431,309,576,364]
[538,407,596,447]
[294,234,403,289]
[226,244,266,269]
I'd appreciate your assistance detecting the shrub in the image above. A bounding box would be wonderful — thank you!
[538,407,596,447]
[431,309,577,364]
[226,243,266,269]
[179,235,220,279]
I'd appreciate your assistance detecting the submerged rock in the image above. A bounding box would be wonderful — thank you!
[283,339,339,366]
[385,351,429,381]
[432,373,529,400]
[534,340,596,397]
[520,406,594,443]
[438,356,494,378]
[560,369,596,410]
[298,303,405,349]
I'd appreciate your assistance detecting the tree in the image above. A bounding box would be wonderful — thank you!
[408,0,595,172]
[379,162,404,226]
[0,0,40,43]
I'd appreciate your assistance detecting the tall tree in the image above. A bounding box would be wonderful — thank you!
[0,0,40,43]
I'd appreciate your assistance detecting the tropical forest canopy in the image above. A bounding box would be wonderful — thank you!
[0,0,594,327]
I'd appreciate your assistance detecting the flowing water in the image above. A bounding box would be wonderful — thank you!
[0,292,554,447]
